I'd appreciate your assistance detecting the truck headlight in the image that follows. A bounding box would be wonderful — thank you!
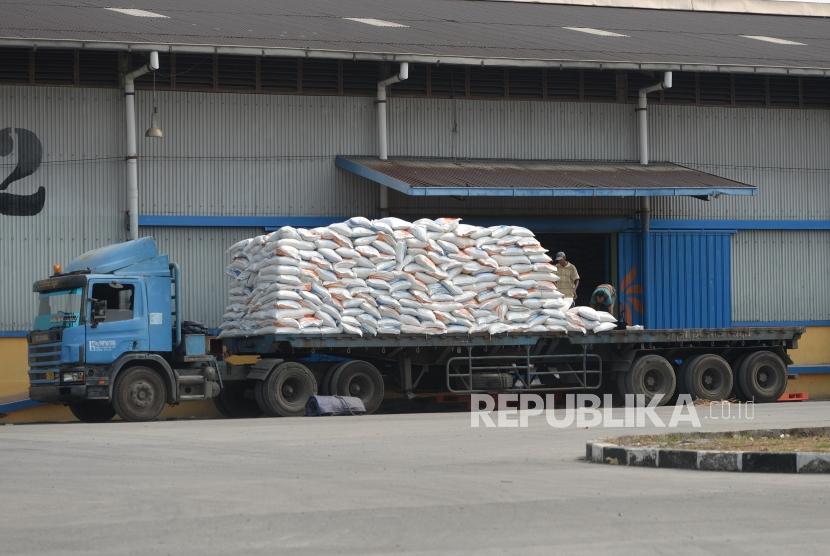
[61,371,85,383]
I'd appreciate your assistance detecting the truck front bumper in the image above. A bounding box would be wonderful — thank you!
[29,383,110,403]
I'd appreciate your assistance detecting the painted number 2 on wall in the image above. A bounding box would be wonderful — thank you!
[0,127,45,216]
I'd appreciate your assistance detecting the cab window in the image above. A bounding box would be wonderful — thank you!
[91,283,135,322]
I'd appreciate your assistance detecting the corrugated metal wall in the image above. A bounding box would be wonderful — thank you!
[386,99,830,220]
[137,92,379,217]
[1,84,828,328]
[145,227,264,327]
[618,231,732,328]
[0,85,125,330]
[649,104,830,220]
[134,93,830,221]
[733,230,830,322]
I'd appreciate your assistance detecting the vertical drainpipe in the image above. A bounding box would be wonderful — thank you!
[376,62,409,217]
[123,52,159,241]
[637,72,672,328]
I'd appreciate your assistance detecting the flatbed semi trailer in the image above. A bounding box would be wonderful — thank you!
[27,238,803,422]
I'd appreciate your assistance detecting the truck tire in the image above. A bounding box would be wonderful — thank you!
[679,354,733,401]
[623,355,676,406]
[112,366,167,422]
[321,361,349,395]
[69,401,116,423]
[214,384,262,418]
[735,351,788,403]
[258,362,317,417]
[329,360,384,414]
[729,353,751,399]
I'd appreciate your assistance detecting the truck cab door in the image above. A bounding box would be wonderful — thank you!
[85,279,149,364]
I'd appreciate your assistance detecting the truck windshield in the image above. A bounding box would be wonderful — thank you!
[33,288,83,331]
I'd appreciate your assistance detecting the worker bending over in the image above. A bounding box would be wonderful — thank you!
[589,284,616,315]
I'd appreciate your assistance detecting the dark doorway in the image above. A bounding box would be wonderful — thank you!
[536,233,613,307]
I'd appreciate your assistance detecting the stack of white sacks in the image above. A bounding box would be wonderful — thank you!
[219,217,618,338]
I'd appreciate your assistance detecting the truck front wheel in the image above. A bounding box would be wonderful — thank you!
[257,362,317,417]
[69,401,116,423]
[622,355,676,406]
[112,366,167,422]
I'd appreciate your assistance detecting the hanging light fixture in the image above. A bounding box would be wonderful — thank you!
[145,69,163,138]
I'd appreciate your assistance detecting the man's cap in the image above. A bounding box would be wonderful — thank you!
[554,251,566,261]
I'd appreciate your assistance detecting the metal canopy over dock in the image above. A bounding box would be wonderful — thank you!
[335,157,757,198]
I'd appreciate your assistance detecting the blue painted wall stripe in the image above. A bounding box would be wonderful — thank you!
[789,365,830,375]
[733,321,830,327]
[0,331,28,338]
[138,215,349,228]
[0,399,41,413]
[652,219,830,231]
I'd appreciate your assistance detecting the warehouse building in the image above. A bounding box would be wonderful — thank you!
[1,0,829,418]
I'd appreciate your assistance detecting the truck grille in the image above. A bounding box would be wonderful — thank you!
[29,330,63,368]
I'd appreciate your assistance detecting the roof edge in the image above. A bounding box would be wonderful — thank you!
[1,37,828,77]
[487,0,830,17]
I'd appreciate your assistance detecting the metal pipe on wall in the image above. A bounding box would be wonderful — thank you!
[123,51,159,240]
[637,71,672,166]
[640,196,652,327]
[376,62,409,217]
[636,72,671,327]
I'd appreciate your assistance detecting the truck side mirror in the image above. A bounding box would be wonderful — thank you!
[91,299,107,327]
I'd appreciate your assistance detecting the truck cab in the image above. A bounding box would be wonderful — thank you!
[28,238,220,422]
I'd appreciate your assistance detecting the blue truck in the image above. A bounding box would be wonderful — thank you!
[28,238,804,422]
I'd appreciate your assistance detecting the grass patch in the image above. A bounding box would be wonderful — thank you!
[610,427,830,453]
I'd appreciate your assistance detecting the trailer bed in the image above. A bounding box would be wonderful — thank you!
[223,326,803,353]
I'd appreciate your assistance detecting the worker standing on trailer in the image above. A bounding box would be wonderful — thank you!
[554,251,579,305]
[589,284,616,315]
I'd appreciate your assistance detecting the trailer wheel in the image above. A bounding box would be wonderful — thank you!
[329,360,384,414]
[679,354,733,401]
[214,384,262,418]
[729,353,751,399]
[112,366,167,422]
[735,351,788,403]
[69,401,116,423]
[321,362,349,395]
[623,355,676,406]
[258,362,317,417]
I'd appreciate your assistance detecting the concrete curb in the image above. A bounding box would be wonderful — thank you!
[586,441,830,473]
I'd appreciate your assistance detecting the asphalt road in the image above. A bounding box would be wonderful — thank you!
[2,401,830,555]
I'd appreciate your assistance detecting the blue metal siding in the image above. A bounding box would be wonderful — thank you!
[618,231,732,329]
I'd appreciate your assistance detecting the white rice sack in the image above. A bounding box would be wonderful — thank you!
[377,217,412,230]
[574,306,601,322]
[493,255,531,266]
[593,322,617,333]
[221,217,587,337]
[488,323,512,335]
[275,245,301,260]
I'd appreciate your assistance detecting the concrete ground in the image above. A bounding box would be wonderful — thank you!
[2,401,829,555]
